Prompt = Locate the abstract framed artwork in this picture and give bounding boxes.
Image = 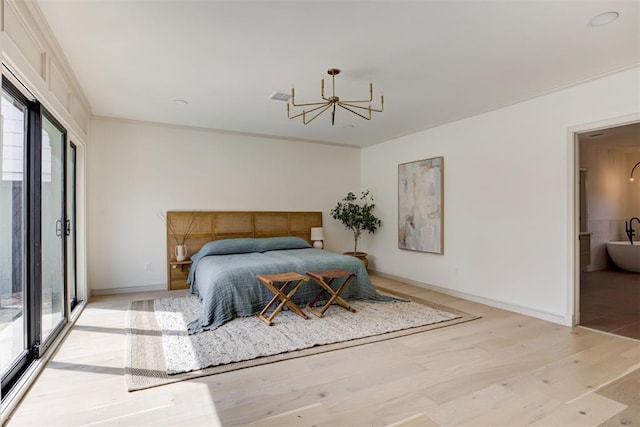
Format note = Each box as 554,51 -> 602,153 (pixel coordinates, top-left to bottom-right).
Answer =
398,156 -> 444,254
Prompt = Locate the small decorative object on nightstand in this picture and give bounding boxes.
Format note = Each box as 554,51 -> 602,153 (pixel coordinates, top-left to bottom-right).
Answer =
175,244 -> 188,261
161,212 -> 197,262
311,227 -> 324,249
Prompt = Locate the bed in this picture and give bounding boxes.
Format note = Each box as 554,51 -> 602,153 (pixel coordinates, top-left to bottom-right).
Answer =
165,211 -> 325,290
165,211 -> 395,334
185,236 -> 394,334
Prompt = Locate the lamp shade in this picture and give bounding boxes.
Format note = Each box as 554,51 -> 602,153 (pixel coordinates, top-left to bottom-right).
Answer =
310,227 -> 324,241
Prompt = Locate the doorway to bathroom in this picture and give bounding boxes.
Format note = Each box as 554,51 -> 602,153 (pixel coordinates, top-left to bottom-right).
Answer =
576,122 -> 640,340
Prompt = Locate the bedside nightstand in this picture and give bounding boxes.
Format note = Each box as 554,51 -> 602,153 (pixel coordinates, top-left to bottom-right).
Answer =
168,260 -> 192,290
169,260 -> 192,270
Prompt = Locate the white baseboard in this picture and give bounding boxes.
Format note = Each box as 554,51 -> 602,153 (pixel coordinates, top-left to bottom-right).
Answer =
90,283 -> 168,296
370,269 -> 571,326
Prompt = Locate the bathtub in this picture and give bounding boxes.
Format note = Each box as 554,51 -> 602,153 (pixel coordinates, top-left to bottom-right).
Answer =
606,241 -> 640,273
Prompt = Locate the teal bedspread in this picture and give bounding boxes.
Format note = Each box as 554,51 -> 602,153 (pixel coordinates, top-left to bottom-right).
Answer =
186,245 -> 394,334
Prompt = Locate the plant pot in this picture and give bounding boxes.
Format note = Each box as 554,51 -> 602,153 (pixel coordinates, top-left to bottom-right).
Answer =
343,251 -> 368,269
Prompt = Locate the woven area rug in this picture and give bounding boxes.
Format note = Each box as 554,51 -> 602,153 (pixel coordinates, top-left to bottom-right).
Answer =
125,287 -> 479,391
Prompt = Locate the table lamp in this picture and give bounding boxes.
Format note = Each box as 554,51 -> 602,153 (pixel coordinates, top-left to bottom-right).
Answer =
310,227 -> 324,249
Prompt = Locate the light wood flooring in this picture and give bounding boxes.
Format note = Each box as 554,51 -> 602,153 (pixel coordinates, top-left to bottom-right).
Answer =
5,275 -> 640,426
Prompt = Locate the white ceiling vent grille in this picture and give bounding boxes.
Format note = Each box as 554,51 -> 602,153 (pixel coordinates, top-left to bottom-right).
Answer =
269,91 -> 291,102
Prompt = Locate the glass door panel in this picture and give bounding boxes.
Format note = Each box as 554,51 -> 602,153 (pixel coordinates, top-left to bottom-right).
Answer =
40,115 -> 65,340
0,91 -> 27,379
68,143 -> 77,310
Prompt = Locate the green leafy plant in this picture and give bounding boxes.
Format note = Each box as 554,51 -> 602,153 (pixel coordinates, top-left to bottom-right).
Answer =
330,190 -> 382,254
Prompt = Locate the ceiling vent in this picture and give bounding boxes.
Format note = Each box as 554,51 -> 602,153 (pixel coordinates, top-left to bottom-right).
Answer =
269,91 -> 291,102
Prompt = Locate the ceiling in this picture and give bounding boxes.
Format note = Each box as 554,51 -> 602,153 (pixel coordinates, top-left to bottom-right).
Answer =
36,1 -> 639,148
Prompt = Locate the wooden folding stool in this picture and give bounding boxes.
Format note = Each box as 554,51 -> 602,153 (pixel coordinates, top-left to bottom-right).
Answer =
305,269 -> 357,317
256,272 -> 309,326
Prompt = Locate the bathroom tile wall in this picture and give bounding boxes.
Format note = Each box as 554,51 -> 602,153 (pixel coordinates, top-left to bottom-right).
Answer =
587,219 -> 626,270
580,141 -> 639,272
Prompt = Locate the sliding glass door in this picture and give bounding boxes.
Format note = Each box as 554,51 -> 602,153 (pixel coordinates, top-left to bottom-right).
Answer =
1,77 -> 74,398
41,114 -> 66,342
0,89 -> 28,385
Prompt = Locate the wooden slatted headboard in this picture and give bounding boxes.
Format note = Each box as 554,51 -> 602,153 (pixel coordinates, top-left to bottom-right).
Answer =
166,211 -> 322,290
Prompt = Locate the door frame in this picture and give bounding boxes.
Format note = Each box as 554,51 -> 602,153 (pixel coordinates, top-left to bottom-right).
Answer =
569,113 -> 640,326
68,141 -> 78,312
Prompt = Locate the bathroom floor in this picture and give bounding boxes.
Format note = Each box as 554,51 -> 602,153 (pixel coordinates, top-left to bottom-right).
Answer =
580,269 -> 640,340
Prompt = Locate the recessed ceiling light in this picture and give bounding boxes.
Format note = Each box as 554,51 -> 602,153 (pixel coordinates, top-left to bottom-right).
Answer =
589,11 -> 619,27
173,99 -> 189,106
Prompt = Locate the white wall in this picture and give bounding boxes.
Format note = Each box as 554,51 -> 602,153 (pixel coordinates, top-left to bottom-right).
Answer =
361,67 -> 640,325
1,0 -> 92,304
88,118 -> 361,292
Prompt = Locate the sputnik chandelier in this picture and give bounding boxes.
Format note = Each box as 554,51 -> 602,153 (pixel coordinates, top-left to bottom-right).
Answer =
287,68 -> 384,125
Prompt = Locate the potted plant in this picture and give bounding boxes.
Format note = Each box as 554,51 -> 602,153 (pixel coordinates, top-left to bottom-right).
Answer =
160,212 -> 197,261
330,190 -> 381,268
